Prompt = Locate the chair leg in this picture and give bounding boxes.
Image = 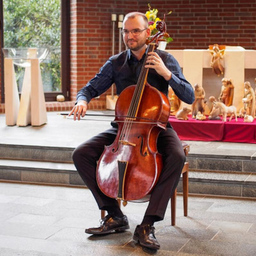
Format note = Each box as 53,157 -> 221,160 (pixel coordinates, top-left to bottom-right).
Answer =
171,161 -> 189,225
117,198 -> 121,207
171,189 -> 177,226
100,199 -> 122,219
183,165 -> 189,217
101,210 -> 105,219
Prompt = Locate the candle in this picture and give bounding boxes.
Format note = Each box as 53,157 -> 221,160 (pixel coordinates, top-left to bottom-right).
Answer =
119,14 -> 124,21
111,14 -> 117,21
118,21 -> 123,29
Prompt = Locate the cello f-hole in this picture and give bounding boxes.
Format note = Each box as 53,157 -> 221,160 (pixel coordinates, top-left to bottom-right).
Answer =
138,135 -> 148,157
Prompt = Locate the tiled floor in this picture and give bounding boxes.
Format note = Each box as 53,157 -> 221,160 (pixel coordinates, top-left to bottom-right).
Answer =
0,182 -> 256,256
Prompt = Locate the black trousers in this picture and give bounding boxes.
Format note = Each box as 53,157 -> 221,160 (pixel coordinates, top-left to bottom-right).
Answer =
72,125 -> 185,221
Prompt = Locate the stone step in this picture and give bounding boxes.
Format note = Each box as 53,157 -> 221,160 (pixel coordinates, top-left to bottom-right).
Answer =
0,159 -> 256,199
179,170 -> 256,199
187,154 -> 256,173
0,143 -> 74,163
0,159 -> 83,187
1,143 -> 256,174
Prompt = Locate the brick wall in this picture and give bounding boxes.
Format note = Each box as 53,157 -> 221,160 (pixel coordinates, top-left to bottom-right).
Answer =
70,0 -> 256,110
1,0 -> 256,112
70,0 -> 141,109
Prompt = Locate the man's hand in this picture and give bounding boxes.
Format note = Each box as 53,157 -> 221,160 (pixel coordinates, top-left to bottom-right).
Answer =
145,52 -> 172,81
69,100 -> 88,120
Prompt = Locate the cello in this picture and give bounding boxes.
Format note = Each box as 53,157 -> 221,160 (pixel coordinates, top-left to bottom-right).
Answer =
96,20 -> 170,203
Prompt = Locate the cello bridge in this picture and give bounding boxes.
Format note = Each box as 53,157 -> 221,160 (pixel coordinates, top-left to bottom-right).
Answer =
119,140 -> 136,147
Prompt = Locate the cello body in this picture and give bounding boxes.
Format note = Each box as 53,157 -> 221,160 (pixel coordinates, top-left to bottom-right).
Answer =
96,81 -> 170,201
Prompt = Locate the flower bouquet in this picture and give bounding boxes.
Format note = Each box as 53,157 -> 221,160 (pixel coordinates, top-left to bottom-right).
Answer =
145,4 -> 173,46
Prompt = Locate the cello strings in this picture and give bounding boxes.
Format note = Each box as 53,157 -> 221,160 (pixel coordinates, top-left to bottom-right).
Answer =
121,44 -> 155,142
122,62 -> 147,141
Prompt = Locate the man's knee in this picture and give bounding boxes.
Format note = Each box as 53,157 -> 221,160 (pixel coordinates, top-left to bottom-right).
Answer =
72,144 -> 88,164
167,145 -> 186,166
72,147 -> 79,163
178,150 -> 186,166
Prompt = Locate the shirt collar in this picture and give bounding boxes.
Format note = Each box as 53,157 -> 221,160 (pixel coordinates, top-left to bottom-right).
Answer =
127,49 -> 147,62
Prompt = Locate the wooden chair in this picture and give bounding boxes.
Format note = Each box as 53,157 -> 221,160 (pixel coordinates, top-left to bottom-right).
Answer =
101,142 -> 190,226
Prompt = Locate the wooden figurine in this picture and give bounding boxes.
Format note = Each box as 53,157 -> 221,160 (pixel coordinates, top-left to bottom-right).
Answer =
195,111 -> 206,120
209,101 -> 237,122
244,115 -> 254,123
168,88 -> 181,114
241,81 -> 255,118
218,78 -> 234,106
209,44 -> 225,76
175,107 -> 191,120
191,84 -> 205,118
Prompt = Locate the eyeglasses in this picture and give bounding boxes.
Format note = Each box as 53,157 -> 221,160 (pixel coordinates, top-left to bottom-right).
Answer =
121,28 -> 147,36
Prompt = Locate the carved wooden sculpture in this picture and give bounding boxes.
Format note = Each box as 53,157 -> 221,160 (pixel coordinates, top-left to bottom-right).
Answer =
218,78 -> 234,106
241,81 -> 255,118
191,84 -> 205,118
209,44 -> 225,76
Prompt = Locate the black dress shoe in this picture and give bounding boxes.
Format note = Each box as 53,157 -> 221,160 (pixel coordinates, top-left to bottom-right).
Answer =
133,224 -> 160,250
85,215 -> 129,235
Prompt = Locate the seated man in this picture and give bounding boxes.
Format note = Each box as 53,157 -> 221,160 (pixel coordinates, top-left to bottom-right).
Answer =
69,12 -> 194,251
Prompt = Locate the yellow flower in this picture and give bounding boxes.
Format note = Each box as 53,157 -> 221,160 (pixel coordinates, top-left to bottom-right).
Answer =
154,17 -> 161,24
145,11 -> 151,20
145,4 -> 173,44
146,8 -> 158,23
149,24 -> 155,31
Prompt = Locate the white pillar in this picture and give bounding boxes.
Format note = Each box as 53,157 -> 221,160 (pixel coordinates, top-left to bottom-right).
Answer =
30,58 -> 47,126
16,65 -> 32,126
4,58 -> 20,126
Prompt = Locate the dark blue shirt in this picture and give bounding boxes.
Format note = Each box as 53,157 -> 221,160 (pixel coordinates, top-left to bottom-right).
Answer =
77,48 -> 195,104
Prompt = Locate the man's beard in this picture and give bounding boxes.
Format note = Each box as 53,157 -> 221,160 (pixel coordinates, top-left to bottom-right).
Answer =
126,39 -> 145,51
